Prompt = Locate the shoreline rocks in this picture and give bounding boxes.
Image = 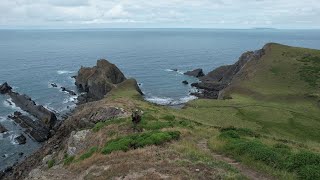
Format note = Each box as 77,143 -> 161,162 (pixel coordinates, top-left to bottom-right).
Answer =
182,80 -> 189,85
184,69 -> 205,78
0,123 -> 8,133
14,134 -> 27,145
8,111 -> 51,142
0,82 -> 58,143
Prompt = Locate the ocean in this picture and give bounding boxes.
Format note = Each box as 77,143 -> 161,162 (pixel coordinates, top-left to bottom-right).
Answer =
0,28 -> 320,170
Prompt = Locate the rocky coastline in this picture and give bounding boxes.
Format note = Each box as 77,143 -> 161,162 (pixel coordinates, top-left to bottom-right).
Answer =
1,47 -> 268,179
0,59 -> 143,179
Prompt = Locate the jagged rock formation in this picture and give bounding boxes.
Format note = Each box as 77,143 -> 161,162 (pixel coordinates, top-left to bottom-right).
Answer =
191,46 -> 266,99
0,82 -> 57,142
184,68 -> 205,78
8,112 -> 50,142
14,134 -> 27,145
75,59 -> 127,103
0,123 -> 8,133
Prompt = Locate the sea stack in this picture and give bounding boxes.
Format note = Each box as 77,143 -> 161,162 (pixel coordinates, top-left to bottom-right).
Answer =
75,59 -> 127,103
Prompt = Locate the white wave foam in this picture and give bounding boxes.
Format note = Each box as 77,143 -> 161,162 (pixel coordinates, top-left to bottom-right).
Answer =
0,116 -> 6,122
9,134 -> 20,145
165,69 -> 184,75
3,98 -> 21,111
145,97 -> 173,105
63,95 -> 78,104
172,95 -> 197,105
57,70 -> 74,75
145,95 -> 197,106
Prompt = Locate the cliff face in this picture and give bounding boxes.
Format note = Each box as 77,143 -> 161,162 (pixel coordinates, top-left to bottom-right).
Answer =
191,45 -> 266,99
75,59 -> 127,103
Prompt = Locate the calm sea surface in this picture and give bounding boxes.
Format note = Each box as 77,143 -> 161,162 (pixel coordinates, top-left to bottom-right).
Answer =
0,28 -> 320,170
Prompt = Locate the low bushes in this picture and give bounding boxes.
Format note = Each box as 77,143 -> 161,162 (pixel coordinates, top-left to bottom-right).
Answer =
102,131 -> 180,154
219,129 -> 320,179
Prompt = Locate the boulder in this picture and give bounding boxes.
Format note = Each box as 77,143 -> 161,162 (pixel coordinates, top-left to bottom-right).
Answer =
182,80 -> 189,85
88,107 -> 126,124
0,123 -> 8,133
0,82 -> 12,94
75,59 -> 126,102
15,134 -> 27,145
50,83 -> 58,88
184,69 -> 205,78
61,87 -> 76,96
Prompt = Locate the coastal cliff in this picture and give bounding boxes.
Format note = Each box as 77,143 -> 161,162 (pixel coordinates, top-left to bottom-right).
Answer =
2,44 -> 320,180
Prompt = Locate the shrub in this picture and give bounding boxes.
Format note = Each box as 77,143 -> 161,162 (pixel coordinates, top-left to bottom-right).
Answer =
101,136 -> 133,154
102,131 -> 180,154
287,151 -> 320,171
64,155 -> 75,165
79,146 -> 98,161
297,165 -> 320,180
47,159 -> 55,168
219,130 -> 240,139
142,121 -> 174,130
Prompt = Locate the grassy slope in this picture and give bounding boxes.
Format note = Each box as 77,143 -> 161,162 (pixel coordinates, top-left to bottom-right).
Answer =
182,43 -> 320,147
55,44 -> 319,180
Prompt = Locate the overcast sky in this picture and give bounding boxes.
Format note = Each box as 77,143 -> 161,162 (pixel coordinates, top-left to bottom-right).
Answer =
0,0 -> 319,29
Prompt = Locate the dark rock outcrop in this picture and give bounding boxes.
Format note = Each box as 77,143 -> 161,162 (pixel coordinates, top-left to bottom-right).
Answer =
0,82 -> 57,143
75,59 -> 127,103
182,80 -> 189,85
0,123 -> 8,133
50,83 -> 58,88
8,92 -> 57,129
184,69 -> 205,78
192,48 -> 265,99
15,134 -> 27,145
61,87 -> 76,96
0,82 -> 12,94
8,112 -> 51,142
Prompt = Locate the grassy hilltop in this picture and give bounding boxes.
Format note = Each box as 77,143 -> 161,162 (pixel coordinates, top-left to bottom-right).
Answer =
13,44 -> 320,180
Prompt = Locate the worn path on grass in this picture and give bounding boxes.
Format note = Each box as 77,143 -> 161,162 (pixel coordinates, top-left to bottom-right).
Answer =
197,139 -> 273,180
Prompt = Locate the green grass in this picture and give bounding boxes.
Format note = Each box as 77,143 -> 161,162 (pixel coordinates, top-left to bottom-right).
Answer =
47,159 -> 55,168
298,55 -> 320,87
215,129 -> 320,179
64,155 -> 75,166
101,131 -> 180,154
78,146 -> 98,161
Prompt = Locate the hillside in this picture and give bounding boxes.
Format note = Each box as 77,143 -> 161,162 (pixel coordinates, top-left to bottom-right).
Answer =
2,43 -> 320,180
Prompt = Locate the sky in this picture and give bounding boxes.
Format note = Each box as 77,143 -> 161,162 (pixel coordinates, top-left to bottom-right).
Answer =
0,0 -> 319,29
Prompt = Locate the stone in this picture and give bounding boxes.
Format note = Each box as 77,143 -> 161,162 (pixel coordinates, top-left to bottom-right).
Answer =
184,69 -> 205,78
67,130 -> 91,156
0,123 -> 8,133
182,80 -> 189,85
50,83 -> 58,88
61,87 -> 76,96
15,134 -> 27,145
0,82 -> 12,94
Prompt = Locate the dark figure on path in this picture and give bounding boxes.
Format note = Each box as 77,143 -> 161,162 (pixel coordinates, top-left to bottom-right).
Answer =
132,109 -> 142,125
